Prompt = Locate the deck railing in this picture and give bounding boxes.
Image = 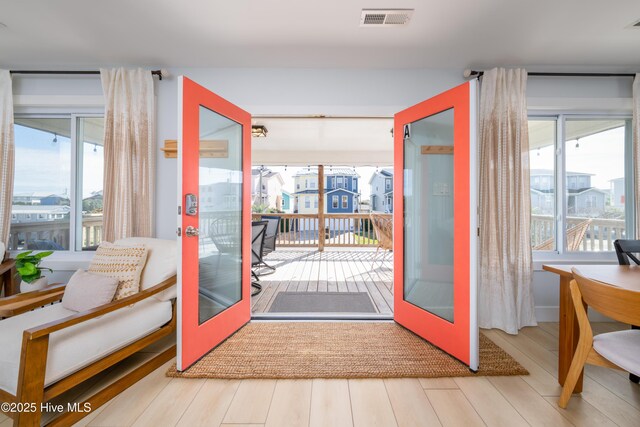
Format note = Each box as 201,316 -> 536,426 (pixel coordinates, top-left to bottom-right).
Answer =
531,214 -> 626,252
9,215 -> 103,251
252,213 -> 390,248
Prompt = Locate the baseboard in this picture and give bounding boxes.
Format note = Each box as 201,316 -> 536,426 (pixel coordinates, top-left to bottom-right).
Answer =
535,306 -> 615,323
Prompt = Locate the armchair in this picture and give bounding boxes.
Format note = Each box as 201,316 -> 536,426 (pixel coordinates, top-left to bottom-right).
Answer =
0,238 -> 177,427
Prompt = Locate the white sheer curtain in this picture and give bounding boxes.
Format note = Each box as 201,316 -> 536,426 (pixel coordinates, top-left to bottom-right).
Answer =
101,68 -> 155,242
0,71 -> 14,247
478,68 -> 537,334
633,74 -> 640,238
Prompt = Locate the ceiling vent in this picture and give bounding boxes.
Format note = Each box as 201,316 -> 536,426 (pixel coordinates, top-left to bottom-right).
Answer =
627,19 -> 640,28
360,9 -> 413,27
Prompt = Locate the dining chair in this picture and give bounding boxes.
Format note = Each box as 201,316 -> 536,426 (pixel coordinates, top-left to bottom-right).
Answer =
258,215 -> 281,272
558,268 -> 640,408
251,221 -> 268,296
613,238 -> 640,383
613,239 -> 640,265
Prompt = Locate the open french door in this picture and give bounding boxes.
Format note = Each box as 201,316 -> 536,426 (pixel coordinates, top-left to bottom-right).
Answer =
177,77 -> 252,371
393,81 -> 479,370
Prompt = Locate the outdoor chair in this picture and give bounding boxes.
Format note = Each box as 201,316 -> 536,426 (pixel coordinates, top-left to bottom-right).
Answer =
370,213 -> 393,267
534,219 -> 591,251
251,221 -> 268,296
558,268 -> 640,408
258,215 -> 281,272
613,238 -> 640,383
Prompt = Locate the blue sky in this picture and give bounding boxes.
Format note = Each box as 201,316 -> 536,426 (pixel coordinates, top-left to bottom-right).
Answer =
14,124 -> 103,199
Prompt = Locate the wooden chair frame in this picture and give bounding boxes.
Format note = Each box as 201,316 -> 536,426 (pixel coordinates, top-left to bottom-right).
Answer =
0,251 -> 17,297
558,269 -> 640,408
0,275 -> 177,426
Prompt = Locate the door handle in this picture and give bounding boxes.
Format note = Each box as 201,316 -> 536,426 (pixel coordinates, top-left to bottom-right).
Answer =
185,226 -> 199,237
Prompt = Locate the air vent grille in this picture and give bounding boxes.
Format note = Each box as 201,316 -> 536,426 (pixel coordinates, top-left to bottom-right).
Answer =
360,9 -> 413,27
628,19 -> 640,28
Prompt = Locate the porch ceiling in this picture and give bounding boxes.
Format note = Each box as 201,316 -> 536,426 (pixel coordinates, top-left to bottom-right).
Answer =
252,117 -> 393,166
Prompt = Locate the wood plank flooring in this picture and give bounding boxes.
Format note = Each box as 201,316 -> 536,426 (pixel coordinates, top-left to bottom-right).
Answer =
23,321 -> 634,427
251,249 -> 394,315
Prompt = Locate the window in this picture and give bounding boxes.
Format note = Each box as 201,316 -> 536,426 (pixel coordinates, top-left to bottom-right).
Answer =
305,179 -> 308,189
385,178 -> 391,190
337,177 -> 343,187
310,180 -> 316,189
305,197 -> 311,208
529,116 -> 633,253
342,195 -> 348,209
332,196 -> 338,209
10,116 -> 104,251
314,197 -> 318,208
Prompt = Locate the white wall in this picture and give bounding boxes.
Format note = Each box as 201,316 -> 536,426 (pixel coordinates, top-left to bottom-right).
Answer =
11,68 -> 635,321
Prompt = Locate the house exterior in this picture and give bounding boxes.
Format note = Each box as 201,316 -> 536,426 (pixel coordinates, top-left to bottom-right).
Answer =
530,169 -> 606,216
200,182 -> 242,212
281,190 -> 292,212
251,168 -> 285,211
610,177 -> 625,208
292,168 -> 360,214
369,169 -> 393,213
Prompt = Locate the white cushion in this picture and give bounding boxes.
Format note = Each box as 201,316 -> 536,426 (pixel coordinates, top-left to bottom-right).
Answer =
114,238 -> 177,301
62,269 -> 119,312
593,330 -> 640,377
0,242 -> 5,260
0,298 -> 172,395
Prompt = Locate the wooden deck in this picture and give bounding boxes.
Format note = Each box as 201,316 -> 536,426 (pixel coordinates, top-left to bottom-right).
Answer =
251,248 -> 394,315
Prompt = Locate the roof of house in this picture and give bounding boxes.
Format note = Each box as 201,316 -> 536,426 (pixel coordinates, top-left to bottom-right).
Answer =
368,168 -> 393,184
11,205 -> 71,214
530,168 -> 594,177
294,167 -> 359,178
326,188 -> 358,195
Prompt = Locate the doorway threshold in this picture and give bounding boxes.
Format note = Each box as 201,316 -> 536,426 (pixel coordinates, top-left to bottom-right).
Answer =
252,313 -> 394,321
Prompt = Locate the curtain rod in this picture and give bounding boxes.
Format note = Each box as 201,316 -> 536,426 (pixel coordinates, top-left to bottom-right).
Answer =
467,69 -> 635,78
9,69 -> 164,80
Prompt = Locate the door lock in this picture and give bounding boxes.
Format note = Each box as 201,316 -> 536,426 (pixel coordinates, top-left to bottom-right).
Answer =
185,226 -> 199,237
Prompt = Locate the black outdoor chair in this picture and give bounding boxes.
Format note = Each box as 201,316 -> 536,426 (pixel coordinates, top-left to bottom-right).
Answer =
251,221 -> 268,296
613,239 -> 640,384
257,215 -> 281,272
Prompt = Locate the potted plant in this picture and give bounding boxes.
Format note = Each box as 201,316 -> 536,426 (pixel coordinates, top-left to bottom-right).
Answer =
15,250 -> 54,293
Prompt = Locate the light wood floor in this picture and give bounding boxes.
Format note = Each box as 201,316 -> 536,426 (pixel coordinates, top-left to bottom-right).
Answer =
251,249 -> 394,315
3,322 -> 621,426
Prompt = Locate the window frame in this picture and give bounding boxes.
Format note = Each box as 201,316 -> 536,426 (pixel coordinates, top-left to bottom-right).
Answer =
342,195 -> 348,209
529,112 -> 635,262
12,113 -> 104,253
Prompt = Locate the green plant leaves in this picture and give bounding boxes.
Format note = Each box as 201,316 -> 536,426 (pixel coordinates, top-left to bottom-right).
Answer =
35,251 -> 54,259
15,250 -> 53,283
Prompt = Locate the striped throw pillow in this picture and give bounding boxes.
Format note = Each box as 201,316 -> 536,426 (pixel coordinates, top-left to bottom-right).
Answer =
89,242 -> 148,300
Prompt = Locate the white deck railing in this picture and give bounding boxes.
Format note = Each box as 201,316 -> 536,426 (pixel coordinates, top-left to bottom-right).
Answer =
531,214 -> 626,252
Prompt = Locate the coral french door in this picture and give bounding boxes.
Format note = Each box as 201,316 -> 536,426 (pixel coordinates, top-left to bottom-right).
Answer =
177,77 -> 251,371
394,81 -> 479,370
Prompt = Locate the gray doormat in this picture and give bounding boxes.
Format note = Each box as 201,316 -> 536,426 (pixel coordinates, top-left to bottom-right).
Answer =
269,292 -> 376,313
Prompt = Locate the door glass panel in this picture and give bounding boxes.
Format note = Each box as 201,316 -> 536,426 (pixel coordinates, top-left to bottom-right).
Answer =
403,108 -> 454,322
198,105 -> 243,324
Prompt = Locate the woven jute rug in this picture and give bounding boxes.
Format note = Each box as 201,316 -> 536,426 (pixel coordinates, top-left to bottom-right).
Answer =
167,322 -> 527,379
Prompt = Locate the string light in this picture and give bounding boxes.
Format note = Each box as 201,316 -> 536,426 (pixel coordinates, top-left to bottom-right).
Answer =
575,138 -> 580,149
93,144 -> 97,153
52,133 -> 57,144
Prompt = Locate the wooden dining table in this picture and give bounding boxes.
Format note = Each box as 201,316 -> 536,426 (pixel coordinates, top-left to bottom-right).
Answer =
542,264 -> 640,392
